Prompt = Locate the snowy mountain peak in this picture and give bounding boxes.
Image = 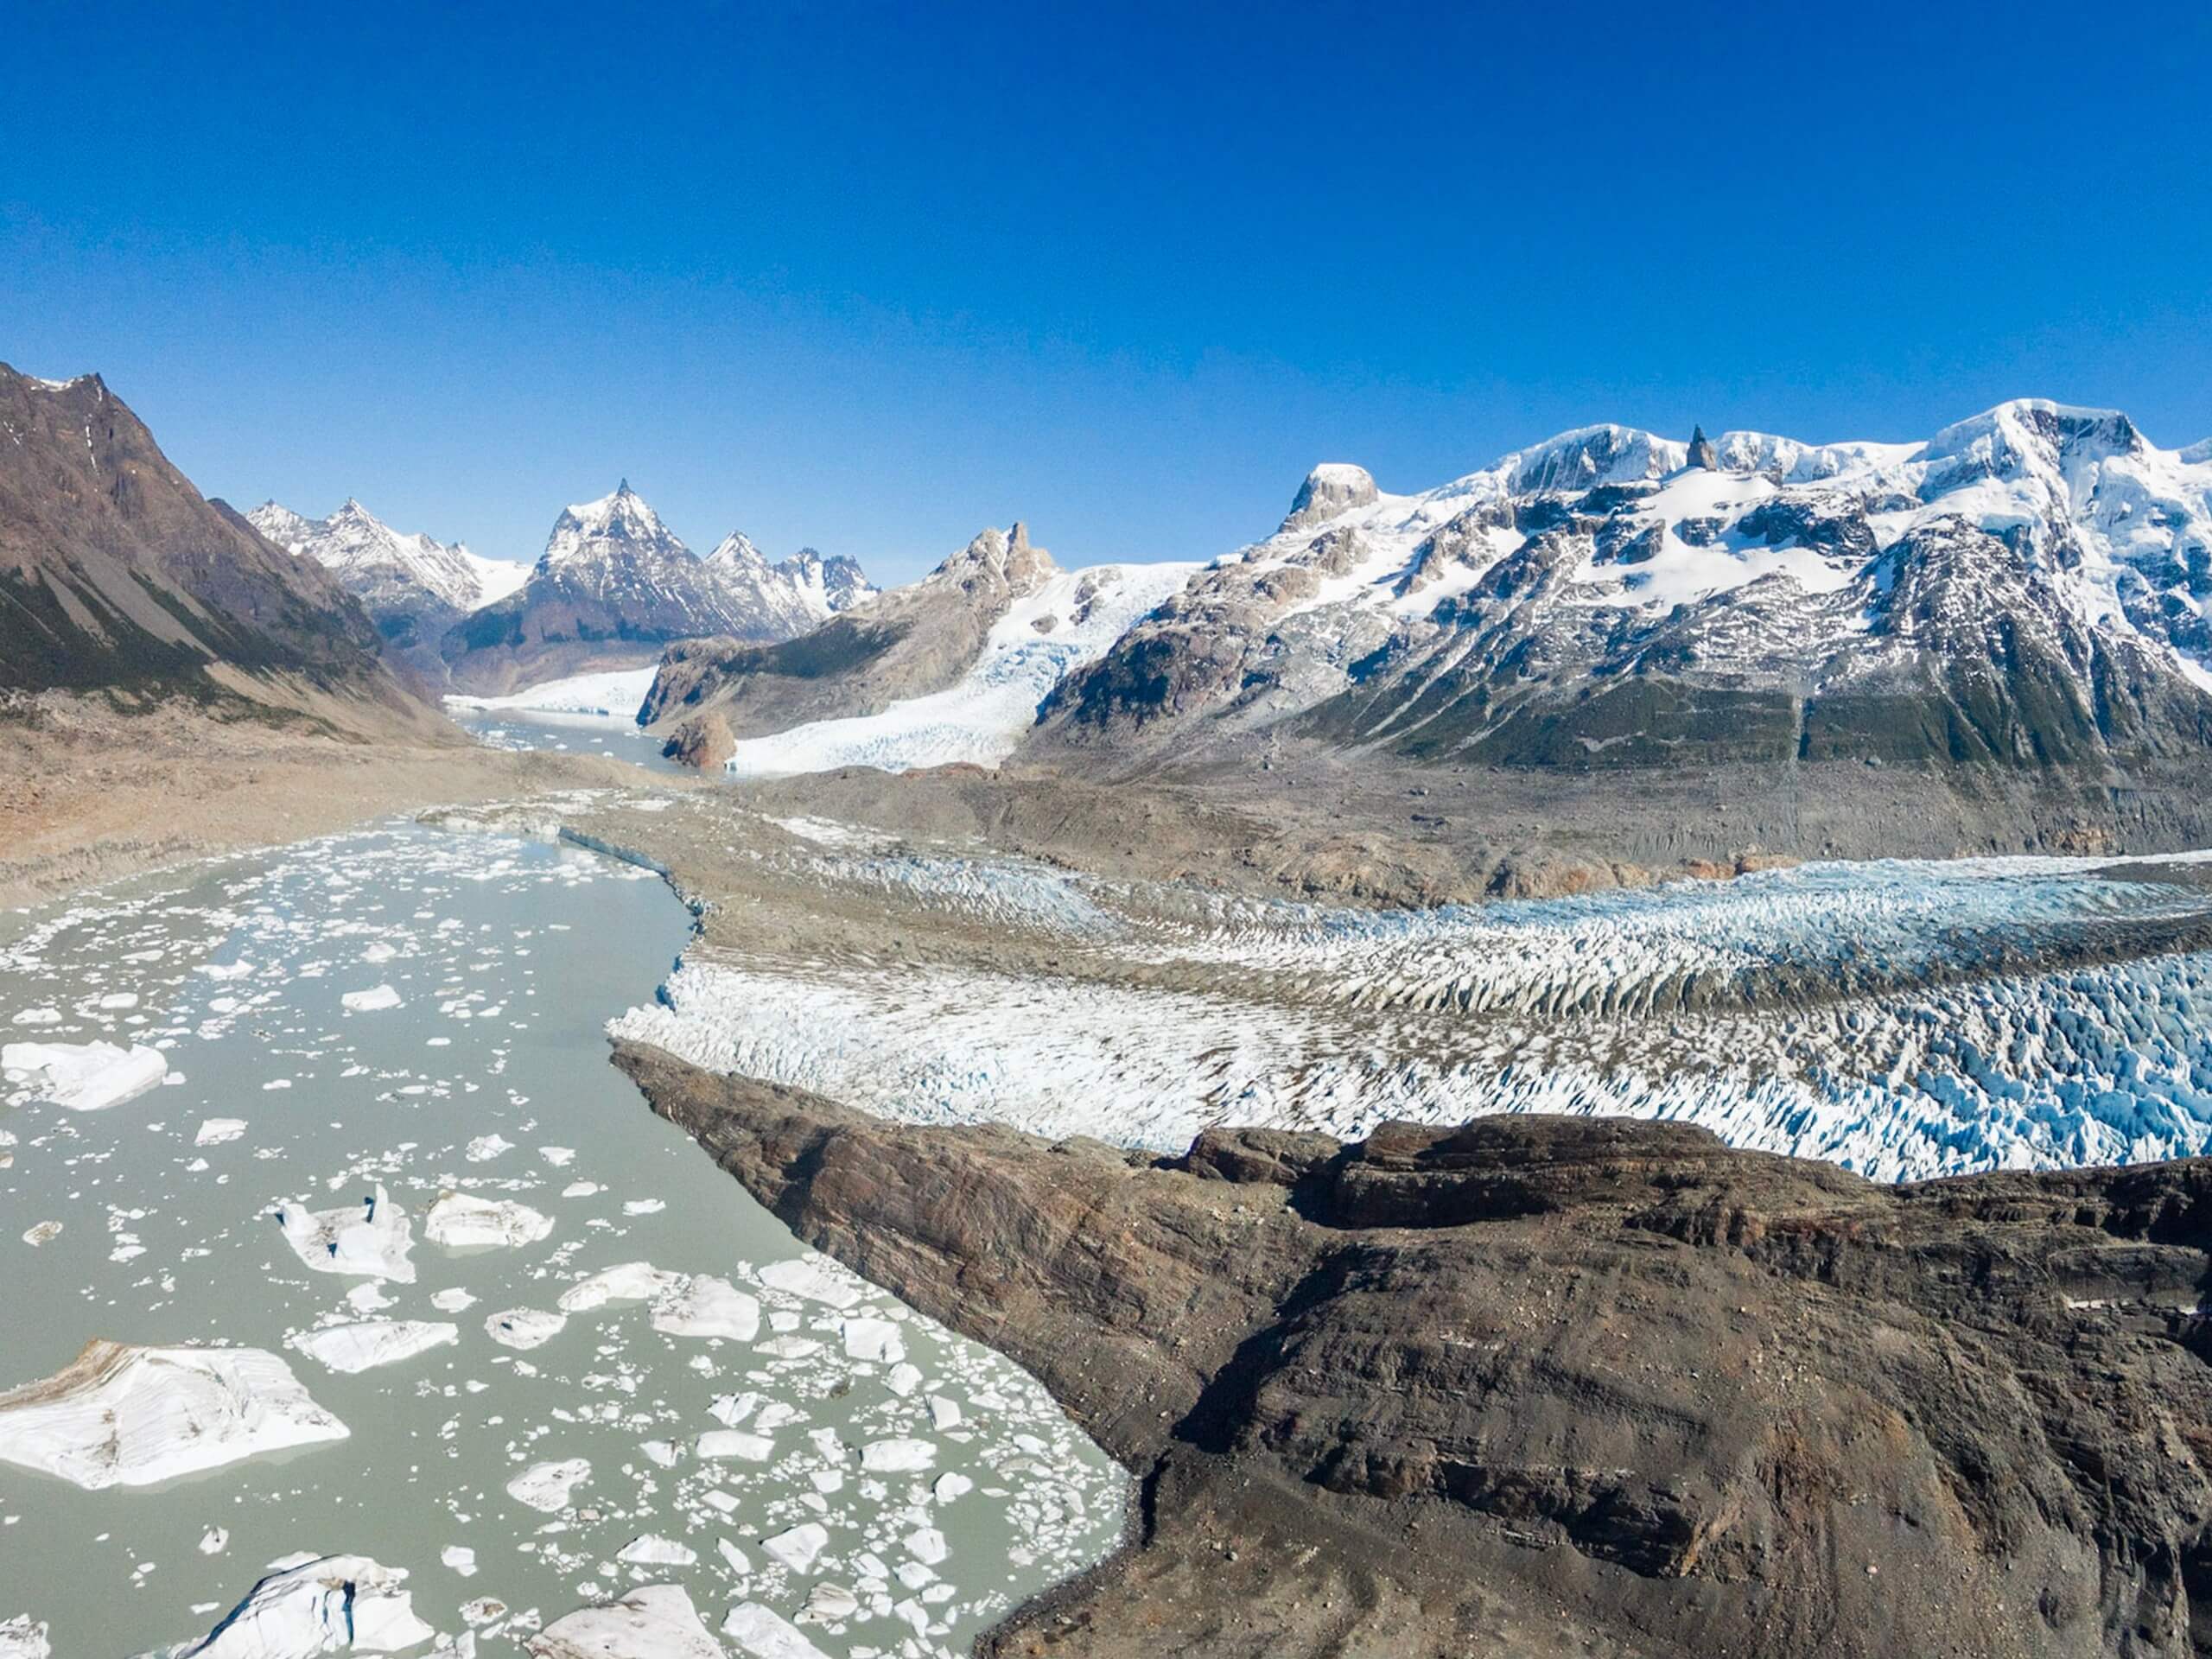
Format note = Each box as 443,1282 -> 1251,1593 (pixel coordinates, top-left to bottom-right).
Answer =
706,528 -> 766,568
1283,464 -> 1380,533
1686,426 -> 1719,472
247,499 -> 524,615
542,483 -> 689,569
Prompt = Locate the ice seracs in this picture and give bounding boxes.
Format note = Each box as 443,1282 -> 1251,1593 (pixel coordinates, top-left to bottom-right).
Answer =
137,1553 -> 434,1657
0,1340 -> 347,1490
2,1039 -> 167,1109
289,1320 -> 459,1375
271,1185 -> 417,1282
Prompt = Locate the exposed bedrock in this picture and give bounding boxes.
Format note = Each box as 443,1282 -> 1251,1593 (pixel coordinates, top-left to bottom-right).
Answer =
615,1043 -> 2212,1658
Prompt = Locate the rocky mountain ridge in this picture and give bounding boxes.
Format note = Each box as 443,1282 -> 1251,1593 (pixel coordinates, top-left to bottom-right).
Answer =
438,480 -> 875,693
0,364 -> 438,736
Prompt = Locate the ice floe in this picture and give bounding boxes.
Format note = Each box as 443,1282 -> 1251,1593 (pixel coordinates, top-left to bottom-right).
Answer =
0,1618 -> 48,1659
505,1456 -> 591,1512
340,985 -> 402,1013
649,1275 -> 760,1343
0,1341 -> 347,1490
194,1117 -> 248,1146
723,1600 -> 835,1659
271,1185 -> 417,1282
2,1039 -> 168,1109
525,1583 -> 721,1659
289,1320 -> 459,1374
137,1554 -> 434,1657
423,1192 -> 553,1250
558,1261 -> 681,1313
483,1306 -> 567,1350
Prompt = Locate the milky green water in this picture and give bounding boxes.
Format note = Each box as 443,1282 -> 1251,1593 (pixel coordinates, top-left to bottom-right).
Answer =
0,823 -> 1123,1656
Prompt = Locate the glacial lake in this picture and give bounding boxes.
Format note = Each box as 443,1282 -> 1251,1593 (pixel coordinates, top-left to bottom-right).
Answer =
0,821 -> 1124,1656
452,709 -> 690,777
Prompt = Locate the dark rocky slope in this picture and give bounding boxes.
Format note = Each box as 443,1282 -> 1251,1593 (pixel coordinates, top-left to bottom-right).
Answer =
0,365 -> 441,735
618,1043 -> 2212,1659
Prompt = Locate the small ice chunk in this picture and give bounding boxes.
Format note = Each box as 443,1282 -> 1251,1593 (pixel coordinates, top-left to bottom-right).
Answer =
429,1287 -> 477,1313
2,1041 -> 167,1110
931,1471 -> 973,1503
194,1118 -> 247,1147
198,1527 -> 229,1555
140,1554 -> 432,1658
361,941 -> 397,964
539,1147 -> 575,1167
695,1431 -> 773,1463
760,1522 -> 830,1573
558,1262 -> 680,1313
425,1192 -> 553,1250
650,1276 -> 760,1343
505,1456 -> 590,1513
526,1584 -> 722,1659
860,1438 -> 936,1473
484,1308 -> 566,1351
270,1185 -> 416,1282
20,1223 -> 60,1248
928,1395 -> 963,1430
442,1544 -> 478,1578
757,1256 -> 864,1309
561,1180 -> 601,1198
9,1007 -> 60,1027
463,1134 -> 513,1163
622,1198 -> 664,1216
340,984 -> 401,1013
902,1526 -> 947,1566
0,1341 -> 346,1490
640,1439 -> 681,1468
839,1318 -> 903,1364
884,1363 -> 923,1398
616,1535 -> 696,1567
290,1319 -> 458,1374
0,1618 -> 44,1659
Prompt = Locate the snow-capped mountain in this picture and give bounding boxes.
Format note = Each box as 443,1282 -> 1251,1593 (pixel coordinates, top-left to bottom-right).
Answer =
249,499 -> 526,613
438,481 -> 874,695
1035,400 -> 2212,779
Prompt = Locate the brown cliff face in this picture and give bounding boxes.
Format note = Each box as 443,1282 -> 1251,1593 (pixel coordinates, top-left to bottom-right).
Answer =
613,1044 -> 2212,1659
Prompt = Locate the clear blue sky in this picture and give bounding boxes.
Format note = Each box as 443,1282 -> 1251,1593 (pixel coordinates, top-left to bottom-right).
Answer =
6,2 -> 2209,582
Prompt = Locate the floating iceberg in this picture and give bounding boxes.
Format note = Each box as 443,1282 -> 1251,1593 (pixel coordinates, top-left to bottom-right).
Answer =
558,1262 -> 680,1313
289,1320 -> 458,1375
270,1185 -> 417,1282
423,1193 -> 552,1250
195,1118 -> 248,1147
760,1522 -> 830,1573
137,1553 -> 434,1657
757,1255 -> 865,1309
860,1438 -> 936,1473
839,1316 -> 903,1363
340,985 -> 401,1013
2,1040 -> 168,1110
483,1308 -> 566,1351
649,1275 -> 760,1342
505,1456 -> 590,1512
0,1340 -> 347,1490
526,1584 -> 721,1659
695,1430 -> 774,1463
0,1617 -> 48,1659
723,1601 -> 836,1659
614,1535 -> 696,1567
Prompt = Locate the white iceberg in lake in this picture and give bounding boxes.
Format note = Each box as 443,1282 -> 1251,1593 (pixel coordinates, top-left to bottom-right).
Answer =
195,1118 -> 248,1147
2,1040 -> 167,1110
289,1320 -> 458,1375
484,1308 -> 566,1351
0,1340 -> 347,1491
0,1616 -> 49,1659
757,1255 -> 865,1309
270,1185 -> 416,1282
340,985 -> 402,1013
505,1456 -> 590,1512
136,1553 -> 433,1657
423,1192 -> 552,1250
557,1261 -> 680,1313
839,1316 -> 903,1363
649,1275 -> 760,1342
614,1535 -> 696,1567
695,1429 -> 774,1463
526,1584 -> 721,1659
860,1437 -> 936,1473
724,1600 -> 836,1659
760,1522 -> 830,1573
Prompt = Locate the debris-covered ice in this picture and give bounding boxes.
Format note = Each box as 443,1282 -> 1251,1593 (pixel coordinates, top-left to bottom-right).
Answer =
423,1192 -> 553,1249
526,1583 -> 721,1659
505,1457 -> 592,1512
0,1341 -> 347,1490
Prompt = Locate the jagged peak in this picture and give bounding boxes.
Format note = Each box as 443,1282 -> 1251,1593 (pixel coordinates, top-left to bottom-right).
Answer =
1686,425 -> 1719,472
1282,464 -> 1380,534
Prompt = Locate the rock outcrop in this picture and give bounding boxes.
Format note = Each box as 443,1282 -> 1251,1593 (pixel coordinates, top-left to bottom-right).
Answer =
616,1043 -> 2212,1659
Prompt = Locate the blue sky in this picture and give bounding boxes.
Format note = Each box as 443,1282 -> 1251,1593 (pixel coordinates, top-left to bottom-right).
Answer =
5,1 -> 2209,582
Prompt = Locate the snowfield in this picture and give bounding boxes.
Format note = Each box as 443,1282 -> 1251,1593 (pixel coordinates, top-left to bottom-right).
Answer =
722,560 -> 1198,778
612,842 -> 2212,1182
